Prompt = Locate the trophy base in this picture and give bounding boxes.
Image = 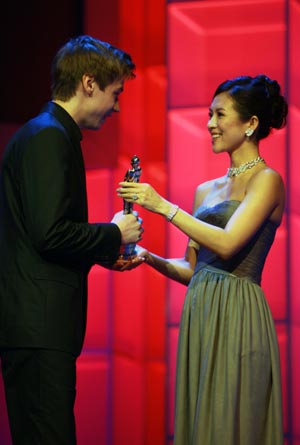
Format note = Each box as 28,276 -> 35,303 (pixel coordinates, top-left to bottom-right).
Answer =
118,243 -> 137,261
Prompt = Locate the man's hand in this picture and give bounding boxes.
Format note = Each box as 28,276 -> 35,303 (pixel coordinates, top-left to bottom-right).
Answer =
111,210 -> 143,245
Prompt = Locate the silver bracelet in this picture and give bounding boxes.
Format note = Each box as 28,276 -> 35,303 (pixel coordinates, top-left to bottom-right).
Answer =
166,204 -> 179,222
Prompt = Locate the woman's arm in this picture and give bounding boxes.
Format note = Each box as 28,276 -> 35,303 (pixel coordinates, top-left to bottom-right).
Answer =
113,182 -> 207,284
141,245 -> 197,285
117,168 -> 285,260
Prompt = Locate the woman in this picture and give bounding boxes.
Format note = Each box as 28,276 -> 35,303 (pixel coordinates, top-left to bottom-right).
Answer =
117,74 -> 288,445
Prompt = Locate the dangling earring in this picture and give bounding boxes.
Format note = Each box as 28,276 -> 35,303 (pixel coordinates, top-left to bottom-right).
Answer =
245,128 -> 254,137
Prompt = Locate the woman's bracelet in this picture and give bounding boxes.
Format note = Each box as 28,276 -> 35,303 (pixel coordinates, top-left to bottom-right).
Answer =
166,204 -> 179,222
144,253 -> 151,264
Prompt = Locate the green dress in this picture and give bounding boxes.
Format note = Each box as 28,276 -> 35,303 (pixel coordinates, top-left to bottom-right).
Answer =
174,200 -> 283,445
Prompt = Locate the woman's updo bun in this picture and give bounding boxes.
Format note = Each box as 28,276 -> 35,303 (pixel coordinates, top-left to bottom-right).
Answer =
213,74 -> 288,141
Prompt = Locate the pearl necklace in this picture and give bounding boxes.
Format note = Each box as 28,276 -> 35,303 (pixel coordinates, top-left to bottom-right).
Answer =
227,156 -> 265,178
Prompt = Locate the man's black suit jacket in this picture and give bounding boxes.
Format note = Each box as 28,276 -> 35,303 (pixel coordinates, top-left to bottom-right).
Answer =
0,102 -> 121,356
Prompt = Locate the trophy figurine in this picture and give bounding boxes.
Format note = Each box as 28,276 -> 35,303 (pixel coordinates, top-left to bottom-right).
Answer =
119,155 -> 142,260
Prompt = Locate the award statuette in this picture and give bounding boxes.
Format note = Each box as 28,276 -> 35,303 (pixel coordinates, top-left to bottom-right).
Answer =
119,155 -> 142,260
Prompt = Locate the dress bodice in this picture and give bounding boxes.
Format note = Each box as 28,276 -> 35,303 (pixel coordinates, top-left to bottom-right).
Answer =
193,200 -> 278,285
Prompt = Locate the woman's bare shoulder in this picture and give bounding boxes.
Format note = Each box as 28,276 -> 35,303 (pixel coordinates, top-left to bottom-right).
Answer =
194,175 -> 227,207
247,165 -> 285,193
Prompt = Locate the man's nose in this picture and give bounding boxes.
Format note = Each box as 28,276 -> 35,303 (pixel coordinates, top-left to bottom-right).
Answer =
113,101 -> 120,112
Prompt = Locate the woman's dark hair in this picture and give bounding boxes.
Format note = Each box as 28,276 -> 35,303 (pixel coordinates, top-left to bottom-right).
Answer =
213,74 -> 288,141
51,35 -> 136,101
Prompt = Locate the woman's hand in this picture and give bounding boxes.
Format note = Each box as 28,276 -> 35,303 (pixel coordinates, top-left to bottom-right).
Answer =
110,245 -> 150,271
117,182 -> 170,215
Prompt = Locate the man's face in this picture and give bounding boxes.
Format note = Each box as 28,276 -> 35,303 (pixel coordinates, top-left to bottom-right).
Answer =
83,79 -> 124,130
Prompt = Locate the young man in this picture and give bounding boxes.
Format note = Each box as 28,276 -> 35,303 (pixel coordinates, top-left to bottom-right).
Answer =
0,35 -> 142,445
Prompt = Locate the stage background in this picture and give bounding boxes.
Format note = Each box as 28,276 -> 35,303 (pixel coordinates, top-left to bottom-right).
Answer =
0,0 -> 299,444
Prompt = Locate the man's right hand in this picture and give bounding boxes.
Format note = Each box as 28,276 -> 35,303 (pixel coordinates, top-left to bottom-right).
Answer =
111,210 -> 143,245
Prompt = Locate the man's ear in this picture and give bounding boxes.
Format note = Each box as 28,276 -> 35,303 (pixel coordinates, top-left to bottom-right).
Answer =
82,74 -> 95,96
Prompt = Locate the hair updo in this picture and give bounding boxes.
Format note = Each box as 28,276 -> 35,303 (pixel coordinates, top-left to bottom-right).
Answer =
213,74 -> 288,141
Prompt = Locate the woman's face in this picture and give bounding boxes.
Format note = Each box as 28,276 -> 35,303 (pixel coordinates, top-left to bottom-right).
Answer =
207,92 -> 249,154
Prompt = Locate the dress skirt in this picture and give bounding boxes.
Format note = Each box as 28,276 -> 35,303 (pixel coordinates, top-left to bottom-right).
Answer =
174,265 -> 283,445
